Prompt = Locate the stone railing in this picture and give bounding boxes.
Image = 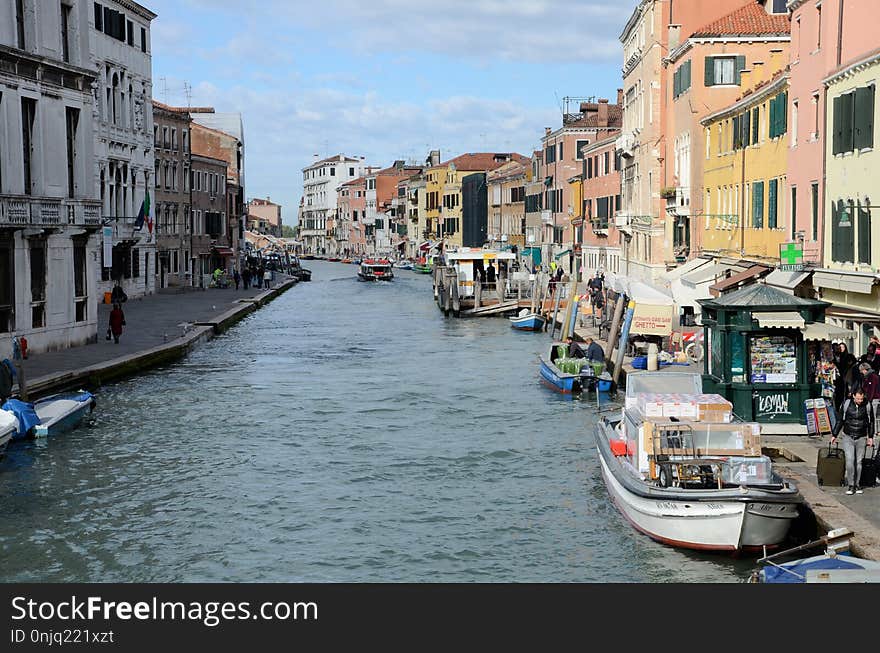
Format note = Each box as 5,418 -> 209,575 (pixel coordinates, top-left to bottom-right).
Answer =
0,195 -> 103,228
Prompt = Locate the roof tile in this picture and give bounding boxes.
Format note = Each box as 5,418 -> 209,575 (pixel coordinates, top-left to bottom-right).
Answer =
692,1 -> 790,38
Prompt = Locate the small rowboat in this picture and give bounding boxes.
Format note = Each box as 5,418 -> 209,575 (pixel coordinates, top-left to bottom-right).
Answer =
2,390 -> 96,440
510,310 -> 545,331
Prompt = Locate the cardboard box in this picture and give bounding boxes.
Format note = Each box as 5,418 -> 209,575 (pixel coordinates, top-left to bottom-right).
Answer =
694,394 -> 733,421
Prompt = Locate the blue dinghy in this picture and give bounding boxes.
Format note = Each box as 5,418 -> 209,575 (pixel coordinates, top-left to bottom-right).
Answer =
2,390 -> 95,440
510,310 -> 546,332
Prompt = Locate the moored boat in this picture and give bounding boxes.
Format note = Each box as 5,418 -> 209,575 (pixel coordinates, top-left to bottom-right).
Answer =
2,390 -> 96,440
0,410 -> 15,458
412,259 -> 432,274
751,528 -> 880,583
358,259 -> 394,281
510,309 -> 545,332
539,343 -> 600,394
394,260 -> 414,270
341,258 -> 352,264
328,257 -> 341,262
596,372 -> 802,552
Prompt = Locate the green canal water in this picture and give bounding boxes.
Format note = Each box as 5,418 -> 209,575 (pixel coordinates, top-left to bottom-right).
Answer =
0,261 -> 762,582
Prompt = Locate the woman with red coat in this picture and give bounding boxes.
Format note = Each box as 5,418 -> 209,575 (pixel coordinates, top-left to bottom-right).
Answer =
108,303 -> 125,344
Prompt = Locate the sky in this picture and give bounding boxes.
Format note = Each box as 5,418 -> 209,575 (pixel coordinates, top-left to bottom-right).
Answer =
147,0 -> 631,223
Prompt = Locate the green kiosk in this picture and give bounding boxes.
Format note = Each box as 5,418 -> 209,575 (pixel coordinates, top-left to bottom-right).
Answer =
698,284 -> 832,425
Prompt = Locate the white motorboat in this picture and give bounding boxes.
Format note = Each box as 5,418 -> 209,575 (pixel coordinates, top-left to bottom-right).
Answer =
3,390 -> 96,440
596,372 -> 802,552
0,410 -> 15,458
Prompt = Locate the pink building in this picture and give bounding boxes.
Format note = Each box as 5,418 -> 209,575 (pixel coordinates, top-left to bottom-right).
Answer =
787,0 -> 876,265
581,136 -> 623,276
339,177 -> 367,255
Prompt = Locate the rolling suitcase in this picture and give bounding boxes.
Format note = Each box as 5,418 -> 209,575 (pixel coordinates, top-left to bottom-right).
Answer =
861,444 -> 878,488
817,443 -> 846,487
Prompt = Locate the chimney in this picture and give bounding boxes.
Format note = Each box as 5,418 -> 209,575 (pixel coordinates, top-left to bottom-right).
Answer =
617,88 -> 624,106
668,24 -> 681,51
545,127 -> 552,136
739,68 -> 752,90
752,60 -> 765,85
598,99 -> 609,127
769,49 -> 783,73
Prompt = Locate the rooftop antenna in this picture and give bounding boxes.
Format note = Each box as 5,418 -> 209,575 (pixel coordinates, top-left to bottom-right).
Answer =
183,81 -> 192,109
159,76 -> 168,104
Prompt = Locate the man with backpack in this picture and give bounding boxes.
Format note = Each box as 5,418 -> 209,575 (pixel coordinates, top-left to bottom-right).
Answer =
832,389 -> 875,495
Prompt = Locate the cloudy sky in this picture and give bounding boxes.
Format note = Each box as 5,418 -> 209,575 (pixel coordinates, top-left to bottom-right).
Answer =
148,0 -> 630,222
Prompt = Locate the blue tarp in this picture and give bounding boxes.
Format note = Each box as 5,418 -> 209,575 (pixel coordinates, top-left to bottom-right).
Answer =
1,398 -> 41,437
762,556 -> 866,583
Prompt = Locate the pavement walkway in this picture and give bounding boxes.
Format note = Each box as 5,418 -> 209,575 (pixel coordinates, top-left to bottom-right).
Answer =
14,274 -> 295,392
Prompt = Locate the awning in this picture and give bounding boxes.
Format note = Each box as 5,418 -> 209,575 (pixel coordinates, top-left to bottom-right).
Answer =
765,268 -> 811,292
522,247 -> 542,266
825,306 -> 880,321
812,269 -> 879,294
212,246 -> 235,257
554,249 -> 571,260
708,265 -> 770,295
753,311 -> 805,329
661,256 -> 714,282
803,321 -> 858,341
681,263 -> 746,288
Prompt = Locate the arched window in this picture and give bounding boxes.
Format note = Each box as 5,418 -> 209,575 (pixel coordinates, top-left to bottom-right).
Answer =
112,73 -> 119,125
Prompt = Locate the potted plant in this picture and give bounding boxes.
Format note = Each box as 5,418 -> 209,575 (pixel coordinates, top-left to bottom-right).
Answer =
660,186 -> 677,200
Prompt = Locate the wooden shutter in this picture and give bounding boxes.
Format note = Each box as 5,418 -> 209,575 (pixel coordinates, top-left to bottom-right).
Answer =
769,97 -> 777,138
780,92 -> 788,134
684,60 -> 691,92
768,179 -> 778,229
832,95 -> 843,154
743,111 -> 751,147
858,200 -> 872,264
705,57 -> 715,87
831,198 -> 840,261
673,69 -> 680,98
733,115 -> 741,149
753,181 -> 764,228
854,85 -> 875,150
752,106 -> 760,144
734,55 -> 746,85
841,91 -> 854,152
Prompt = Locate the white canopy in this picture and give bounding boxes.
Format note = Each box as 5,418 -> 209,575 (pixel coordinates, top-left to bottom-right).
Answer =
803,321 -> 858,341
753,311 -> 806,329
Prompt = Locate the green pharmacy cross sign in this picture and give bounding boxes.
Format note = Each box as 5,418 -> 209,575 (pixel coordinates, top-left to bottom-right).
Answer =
779,241 -> 804,271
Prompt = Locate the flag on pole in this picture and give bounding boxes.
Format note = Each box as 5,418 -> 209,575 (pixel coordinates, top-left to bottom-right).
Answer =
134,190 -> 151,232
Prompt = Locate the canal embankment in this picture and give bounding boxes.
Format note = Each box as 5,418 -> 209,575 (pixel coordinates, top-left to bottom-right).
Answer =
12,277 -> 298,400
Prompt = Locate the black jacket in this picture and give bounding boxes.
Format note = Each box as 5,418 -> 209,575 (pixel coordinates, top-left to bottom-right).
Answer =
833,398 -> 875,438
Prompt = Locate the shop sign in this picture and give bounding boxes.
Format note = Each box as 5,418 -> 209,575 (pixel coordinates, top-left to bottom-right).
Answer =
779,242 -> 803,272
631,303 -> 673,336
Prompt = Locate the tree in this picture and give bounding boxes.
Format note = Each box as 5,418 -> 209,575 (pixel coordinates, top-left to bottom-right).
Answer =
282,225 -> 297,238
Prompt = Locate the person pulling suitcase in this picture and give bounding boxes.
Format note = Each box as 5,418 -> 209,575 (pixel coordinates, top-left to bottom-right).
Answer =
831,389 -> 875,495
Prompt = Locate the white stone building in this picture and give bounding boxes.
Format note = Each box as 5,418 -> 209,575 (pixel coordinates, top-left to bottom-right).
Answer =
0,0 -> 103,355
300,154 -> 369,255
91,0 -> 156,299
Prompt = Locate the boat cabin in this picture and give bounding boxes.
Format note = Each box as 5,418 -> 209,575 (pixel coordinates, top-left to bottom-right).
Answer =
444,248 -> 516,299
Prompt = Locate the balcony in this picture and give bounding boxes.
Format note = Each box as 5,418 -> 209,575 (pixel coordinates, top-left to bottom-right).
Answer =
541,210 -> 553,225
591,218 -> 609,235
0,195 -> 101,229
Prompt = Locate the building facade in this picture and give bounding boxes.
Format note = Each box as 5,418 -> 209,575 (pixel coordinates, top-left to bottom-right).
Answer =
247,197 -> 281,237
190,153 -> 228,285
818,46 -> 880,351
0,0 -> 102,354
91,0 -> 156,300
580,136 -> 623,276
301,154 -> 369,255
486,159 -> 530,250
152,100 -> 191,288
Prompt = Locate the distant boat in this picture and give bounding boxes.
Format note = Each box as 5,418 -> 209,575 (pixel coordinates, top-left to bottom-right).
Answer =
509,309 -> 545,332
2,390 -> 96,440
301,254 -> 315,260
341,258 -> 352,264
358,259 -> 394,281
394,261 -> 414,270
328,257 -> 341,262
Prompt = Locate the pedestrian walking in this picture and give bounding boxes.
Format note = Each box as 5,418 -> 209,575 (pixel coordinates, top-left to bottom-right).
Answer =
263,268 -> 272,289
108,303 -> 126,345
834,342 -> 858,411
858,362 -> 880,424
233,268 -> 241,290
242,268 -> 251,289
110,282 -> 127,305
831,389 -> 875,494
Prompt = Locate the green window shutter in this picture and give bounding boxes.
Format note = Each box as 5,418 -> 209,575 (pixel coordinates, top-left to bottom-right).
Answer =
768,179 -> 778,229
684,60 -> 691,91
831,199 -> 840,262
854,85 -> 875,149
780,92 -> 788,135
841,91 -> 854,152
743,111 -> 751,146
753,181 -> 764,228
705,56 -> 715,87
832,95 -> 843,154
844,200 -> 855,262
734,55 -> 746,85
733,115 -> 741,149
769,97 -> 777,138
859,200 -> 872,264
752,106 -> 760,144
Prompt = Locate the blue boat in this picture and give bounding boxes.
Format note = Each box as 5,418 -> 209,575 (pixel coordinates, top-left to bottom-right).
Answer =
2,390 -> 95,440
539,343 -> 595,394
752,528 -> 880,583
510,310 -> 545,332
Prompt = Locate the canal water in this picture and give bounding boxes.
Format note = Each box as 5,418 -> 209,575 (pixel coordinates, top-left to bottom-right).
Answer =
0,261 -> 758,582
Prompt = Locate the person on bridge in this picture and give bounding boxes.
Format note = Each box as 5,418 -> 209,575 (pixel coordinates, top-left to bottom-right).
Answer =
832,388 -> 875,495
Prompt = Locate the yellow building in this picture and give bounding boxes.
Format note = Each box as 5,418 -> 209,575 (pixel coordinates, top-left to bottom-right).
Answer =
700,69 -> 790,268
815,50 -> 880,351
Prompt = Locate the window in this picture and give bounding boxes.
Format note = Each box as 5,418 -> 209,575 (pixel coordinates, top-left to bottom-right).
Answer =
790,186 -> 797,239
858,200 -> 872,264
0,237 -> 13,333
72,236 -> 87,322
330,168 -> 335,176
833,86 -> 874,154
182,129 -> 188,153
545,144 -> 556,164
61,3 -> 72,62
126,20 -> 134,46
154,159 -> 160,188
30,239 -> 47,330
816,5 -> 822,50
94,2 -> 103,31
752,180 -> 764,228
812,92 -> 820,139
21,98 -> 36,196
811,182 -> 819,240
673,59 -> 692,98
132,247 -> 139,278
140,27 -> 146,52
752,106 -> 760,144
768,179 -> 778,229
15,0 -> 25,50
575,140 -> 589,159
831,198 -> 854,263
171,128 -> 177,151
705,56 -> 744,86
558,142 -> 563,160
769,91 -> 789,139
771,0 -> 787,12
349,167 -> 355,176
65,107 -> 79,199
791,100 -> 798,146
